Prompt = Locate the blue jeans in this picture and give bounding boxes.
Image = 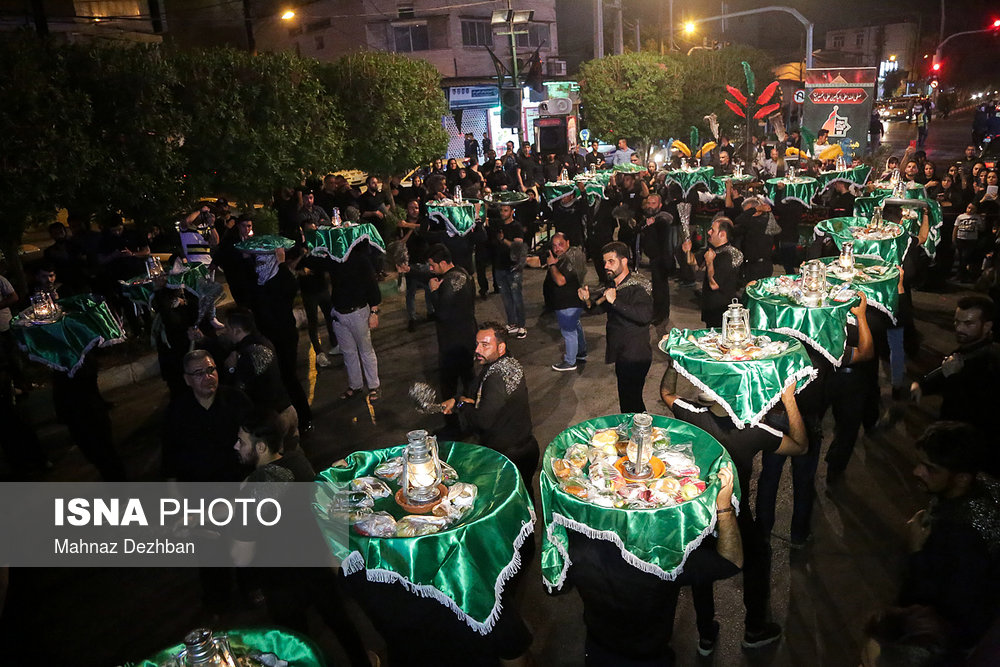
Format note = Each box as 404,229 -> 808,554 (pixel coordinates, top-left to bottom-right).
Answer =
888,326 -> 905,388
555,307 -> 587,364
405,275 -> 434,321
495,268 -> 525,328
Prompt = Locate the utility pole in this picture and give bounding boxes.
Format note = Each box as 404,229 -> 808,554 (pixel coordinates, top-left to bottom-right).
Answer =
634,20 -> 640,52
612,0 -> 623,55
242,0 -> 256,54
669,0 -> 675,50
594,0 -> 604,59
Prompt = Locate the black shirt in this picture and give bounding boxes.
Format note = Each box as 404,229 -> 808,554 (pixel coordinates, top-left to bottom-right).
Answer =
701,243 -> 744,317
670,398 -> 783,493
829,191 -> 856,218
639,211 -> 675,268
492,221 -> 526,270
460,355 -> 535,458
232,333 -> 292,413
602,272 -> 653,363
247,449 -> 316,483
543,246 -> 587,310
162,386 -> 253,481
430,266 -> 477,355
358,188 -> 390,215
253,265 -> 299,345
732,210 -> 773,264
541,159 -> 562,183
516,152 -> 540,188
919,339 -> 1000,435
325,247 -> 382,313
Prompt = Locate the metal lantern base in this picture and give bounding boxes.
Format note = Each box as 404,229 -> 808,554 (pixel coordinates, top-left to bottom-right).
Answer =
395,485 -> 448,514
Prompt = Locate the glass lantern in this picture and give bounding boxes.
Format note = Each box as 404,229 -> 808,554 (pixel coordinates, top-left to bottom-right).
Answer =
589,163 -> 597,176
560,167 -> 569,182
801,260 -> 828,305
721,300 -> 751,350
839,241 -> 855,272
625,413 -> 653,478
175,628 -> 238,666
30,290 -> 55,320
402,430 -> 442,505
733,162 -> 744,178
787,165 -> 796,180
871,206 -> 884,229
889,168 -> 900,186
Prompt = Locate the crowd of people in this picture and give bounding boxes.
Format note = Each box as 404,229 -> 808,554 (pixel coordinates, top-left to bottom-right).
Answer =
1,122 -> 1000,666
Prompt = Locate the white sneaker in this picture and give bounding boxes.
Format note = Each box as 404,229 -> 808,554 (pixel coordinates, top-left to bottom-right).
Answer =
506,325 -> 518,334
315,352 -> 331,368
327,345 -> 342,356
516,328 -> 527,339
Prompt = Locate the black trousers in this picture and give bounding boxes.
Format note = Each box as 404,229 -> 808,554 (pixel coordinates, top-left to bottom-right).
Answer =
301,287 -> 336,354
268,328 -> 312,427
743,259 -> 773,283
823,368 -> 869,474
615,358 -> 651,413
52,362 -> 126,481
649,261 -> 671,324
474,240 -> 494,294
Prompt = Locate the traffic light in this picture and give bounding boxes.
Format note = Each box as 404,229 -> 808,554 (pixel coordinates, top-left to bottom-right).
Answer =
993,19 -> 1000,28
500,88 -> 521,128
931,62 -> 941,72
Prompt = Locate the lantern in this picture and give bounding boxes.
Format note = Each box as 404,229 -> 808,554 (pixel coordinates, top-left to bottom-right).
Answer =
721,300 -> 751,350
30,291 -> 55,320
560,167 -> 569,182
733,162 -> 744,178
871,206 -> 884,229
787,165 -> 796,180
146,255 -> 164,278
175,628 -> 238,666
801,260 -> 828,306
838,241 -> 855,272
589,163 -> 597,176
402,430 -> 443,505
625,412 -> 653,478
889,168 -> 900,186
835,155 -> 847,172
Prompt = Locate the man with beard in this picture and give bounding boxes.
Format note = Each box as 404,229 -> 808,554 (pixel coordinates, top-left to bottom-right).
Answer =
912,295 -> 1000,440
441,322 -> 537,490
685,217 -> 743,327
899,422 -> 1000,650
578,242 -> 653,413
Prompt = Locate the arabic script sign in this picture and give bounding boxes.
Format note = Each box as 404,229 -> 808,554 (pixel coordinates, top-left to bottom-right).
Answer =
803,68 -> 877,158
809,88 -> 868,105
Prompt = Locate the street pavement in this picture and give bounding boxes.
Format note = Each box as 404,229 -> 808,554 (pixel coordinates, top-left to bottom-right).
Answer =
881,106 -> 976,164
2,237 -> 979,665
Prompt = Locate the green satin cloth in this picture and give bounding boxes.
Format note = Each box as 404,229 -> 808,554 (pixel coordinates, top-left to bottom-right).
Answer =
659,328 -> 816,428
664,166 -> 716,195
11,294 -> 125,377
425,202 -> 479,237
815,164 -> 872,190
136,627 -> 325,666
234,234 -> 296,254
315,441 -> 534,631
708,174 -> 752,197
745,276 -> 859,366
543,180 -> 606,206
765,176 -> 819,208
541,414 -> 740,590
817,256 -> 900,323
855,185 -> 943,258
304,223 -> 386,261
613,162 -> 645,173
815,216 -> 909,266
119,262 -> 210,305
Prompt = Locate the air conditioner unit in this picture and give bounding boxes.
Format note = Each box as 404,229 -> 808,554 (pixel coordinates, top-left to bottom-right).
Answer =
540,97 -> 572,115
546,58 -> 567,76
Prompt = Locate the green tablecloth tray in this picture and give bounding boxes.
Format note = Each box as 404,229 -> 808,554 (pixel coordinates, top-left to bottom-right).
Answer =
315,441 -> 534,634
135,627 -> 325,666
541,414 -> 738,590
119,262 -> 210,305
765,176 -> 819,208
663,166 -> 715,196
305,223 -> 385,261
425,202 -> 480,237
814,216 -> 909,266
11,294 -> 125,377
817,256 -> 900,323
659,328 -> 816,428
745,276 -> 860,366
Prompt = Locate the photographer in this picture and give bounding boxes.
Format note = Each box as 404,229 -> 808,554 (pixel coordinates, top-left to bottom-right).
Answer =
181,205 -> 221,266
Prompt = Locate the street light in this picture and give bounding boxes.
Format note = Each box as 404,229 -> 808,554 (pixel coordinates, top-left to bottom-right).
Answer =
280,10 -> 294,20
684,21 -> 695,34
684,6 -> 814,68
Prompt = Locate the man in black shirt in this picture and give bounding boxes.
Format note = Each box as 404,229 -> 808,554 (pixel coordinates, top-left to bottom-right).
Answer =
639,193 -> 676,325
662,376 -> 807,650
326,244 -> 383,401
732,196 -> 776,283
548,187 -> 588,248
585,140 -> 606,170
540,152 -> 562,183
163,350 -> 251,482
912,295 -> 1000,441
579,242 -> 653,412
562,142 -> 587,177
235,410 -> 314,482
442,322 -> 538,490
252,247 -> 311,432
826,181 -> 856,218
516,142 -> 540,193
214,215 -> 257,309
221,308 -> 299,452
544,233 -> 588,371
492,204 -> 527,338
773,192 -> 805,274
314,174 -> 358,220
687,217 -> 744,327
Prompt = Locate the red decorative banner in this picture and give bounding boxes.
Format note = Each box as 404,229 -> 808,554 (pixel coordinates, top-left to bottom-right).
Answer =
808,88 -> 868,105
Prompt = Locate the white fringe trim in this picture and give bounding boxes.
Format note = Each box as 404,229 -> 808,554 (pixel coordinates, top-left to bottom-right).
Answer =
664,176 -> 713,197
542,495 -> 742,592
342,518 -> 535,635
17,318 -> 126,378
310,231 -> 386,262
765,326 -> 844,367
428,210 -> 476,238
670,357 -> 817,430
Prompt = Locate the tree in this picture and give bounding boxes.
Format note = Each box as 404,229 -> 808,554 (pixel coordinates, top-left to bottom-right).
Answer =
0,34 -> 93,294
578,52 -> 683,158
674,46 -> 775,141
65,43 -> 187,230
318,51 -> 449,185
171,48 -> 345,207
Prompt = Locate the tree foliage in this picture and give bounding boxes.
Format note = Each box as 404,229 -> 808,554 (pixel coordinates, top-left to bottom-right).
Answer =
674,46 -> 775,140
579,51 -> 683,155
319,52 -> 449,178
171,47 -> 345,206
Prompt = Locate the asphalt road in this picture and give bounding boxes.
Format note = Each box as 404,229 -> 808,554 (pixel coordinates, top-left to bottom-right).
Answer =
1,252 -> 978,666
881,107 -> 976,165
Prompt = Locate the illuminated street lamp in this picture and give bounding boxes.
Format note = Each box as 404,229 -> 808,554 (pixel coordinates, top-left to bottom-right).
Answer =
684,21 -> 695,34
281,10 -> 294,20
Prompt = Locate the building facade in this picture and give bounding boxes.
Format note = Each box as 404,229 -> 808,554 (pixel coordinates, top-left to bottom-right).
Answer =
823,22 -> 920,97
0,0 -> 162,43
